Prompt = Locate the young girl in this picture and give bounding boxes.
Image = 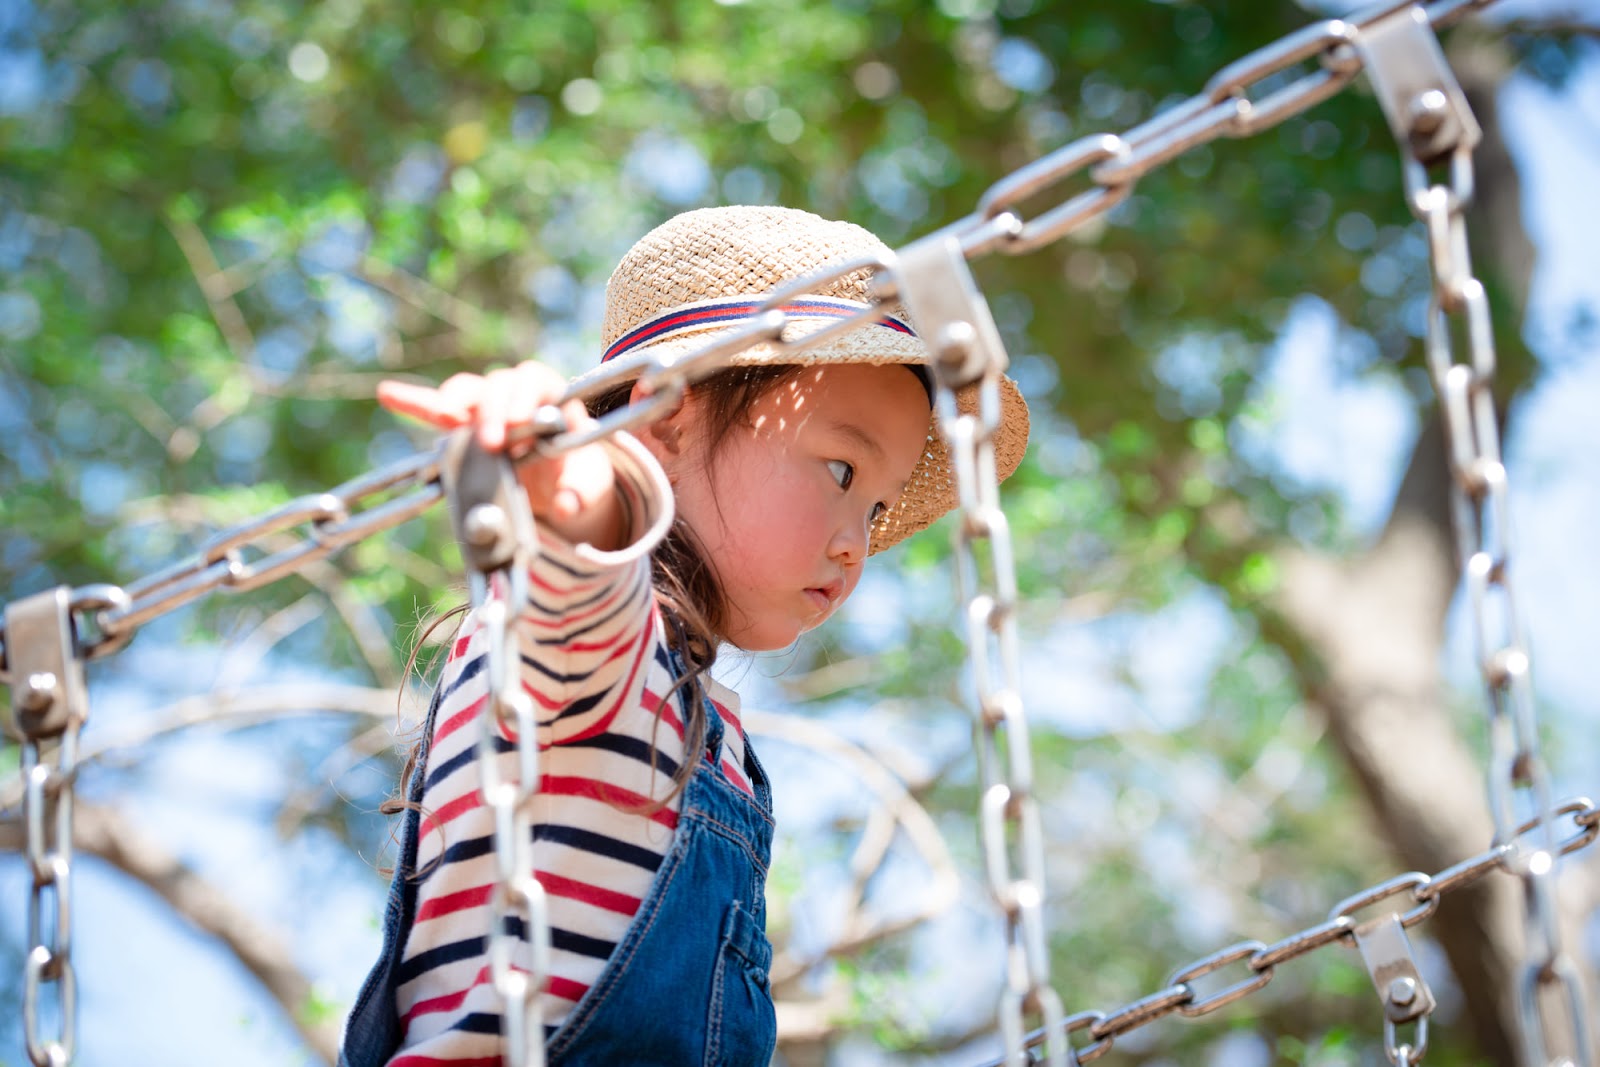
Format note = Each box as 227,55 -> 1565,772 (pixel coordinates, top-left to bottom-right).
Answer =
339,205 -> 1029,1066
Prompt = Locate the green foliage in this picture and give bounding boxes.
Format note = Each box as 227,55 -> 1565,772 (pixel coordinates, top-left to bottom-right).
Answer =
0,0 -> 1569,1063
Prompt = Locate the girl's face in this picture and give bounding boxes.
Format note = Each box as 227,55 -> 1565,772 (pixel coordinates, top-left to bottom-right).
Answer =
654,362 -> 931,652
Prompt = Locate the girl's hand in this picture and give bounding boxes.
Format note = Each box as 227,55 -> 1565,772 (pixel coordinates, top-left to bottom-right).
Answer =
377,363 -> 625,550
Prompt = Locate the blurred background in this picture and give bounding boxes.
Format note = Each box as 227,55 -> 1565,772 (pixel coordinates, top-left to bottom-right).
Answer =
2,0 -> 1598,1064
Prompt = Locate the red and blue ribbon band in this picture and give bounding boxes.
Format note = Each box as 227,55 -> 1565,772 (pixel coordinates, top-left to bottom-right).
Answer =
603,296 -> 916,364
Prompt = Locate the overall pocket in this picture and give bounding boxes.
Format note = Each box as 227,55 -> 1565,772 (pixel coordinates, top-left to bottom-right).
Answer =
704,899 -> 777,1067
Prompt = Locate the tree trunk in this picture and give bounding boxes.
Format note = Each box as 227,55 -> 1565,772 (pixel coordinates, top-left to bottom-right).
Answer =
1267,35 -> 1597,1066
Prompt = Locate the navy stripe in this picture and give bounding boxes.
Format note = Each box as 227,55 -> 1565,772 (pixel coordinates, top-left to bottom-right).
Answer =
424,710 -> 679,792
534,552 -> 595,582
437,653 -> 485,706
525,576 -> 615,619
604,298 -> 916,362
504,920 -> 615,961
398,935 -> 486,985
530,582 -> 645,647
425,743 -> 477,791
432,833 -> 494,870
565,731 -> 681,779
533,823 -> 665,872
550,688 -> 607,723
604,300 -> 764,358
452,1012 -> 501,1035
520,653 -> 597,687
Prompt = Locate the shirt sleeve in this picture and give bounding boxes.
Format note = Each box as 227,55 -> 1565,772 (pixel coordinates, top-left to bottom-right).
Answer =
513,428 -> 672,744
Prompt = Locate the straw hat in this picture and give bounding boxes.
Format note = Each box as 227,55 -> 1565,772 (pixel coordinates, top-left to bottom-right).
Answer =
572,205 -> 1030,553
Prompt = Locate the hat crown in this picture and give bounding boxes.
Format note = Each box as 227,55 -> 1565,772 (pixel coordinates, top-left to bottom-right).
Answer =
601,206 -> 890,348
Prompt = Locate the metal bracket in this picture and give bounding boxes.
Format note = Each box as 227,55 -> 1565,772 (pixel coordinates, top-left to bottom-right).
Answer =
5,588 -> 89,740
894,231 -> 1010,392
1354,4 -> 1480,166
1354,912 -> 1438,1024
438,429 -> 538,576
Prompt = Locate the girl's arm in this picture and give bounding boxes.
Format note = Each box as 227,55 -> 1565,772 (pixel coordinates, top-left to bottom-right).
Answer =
376,362 -> 626,550
379,362 -> 672,742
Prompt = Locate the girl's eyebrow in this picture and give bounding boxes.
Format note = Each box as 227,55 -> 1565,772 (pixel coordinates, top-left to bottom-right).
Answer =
828,419 -> 885,461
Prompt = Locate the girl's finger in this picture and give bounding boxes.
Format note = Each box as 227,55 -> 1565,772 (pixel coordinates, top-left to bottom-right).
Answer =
477,368 -> 515,451
437,373 -> 488,422
376,379 -> 471,428
552,436 -> 615,519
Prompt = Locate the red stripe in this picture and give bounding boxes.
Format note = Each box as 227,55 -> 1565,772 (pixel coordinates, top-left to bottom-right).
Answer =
558,613 -> 656,744
403,964 -> 492,1022
537,870 -> 643,916
524,636 -> 636,713
528,564 -> 609,599
611,302 -> 767,352
420,791 -> 482,837
721,758 -> 755,797
414,884 -> 493,923
522,568 -> 635,629
546,974 -> 589,1003
540,774 -> 678,829
391,1056 -> 504,1067
641,686 -> 686,742
604,300 -> 916,361
434,692 -> 488,745
709,695 -> 744,738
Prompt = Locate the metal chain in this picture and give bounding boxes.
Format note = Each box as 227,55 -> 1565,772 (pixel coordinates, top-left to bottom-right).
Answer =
1411,132 -> 1594,1067
974,799 -> 1599,1067
939,372 -> 1067,1067
0,273 -> 880,679
5,587 -> 93,1067
476,566 -> 547,1067
435,429 -> 550,1067
922,0 -> 1497,263
0,0 -> 1501,675
7,5 -> 1578,1066
21,733 -> 76,1067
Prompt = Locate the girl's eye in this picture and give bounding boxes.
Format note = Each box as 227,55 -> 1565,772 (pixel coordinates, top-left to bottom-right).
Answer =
870,502 -> 888,523
828,460 -> 855,490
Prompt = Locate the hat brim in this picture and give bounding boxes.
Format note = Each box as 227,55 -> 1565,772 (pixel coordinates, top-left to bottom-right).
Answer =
570,316 -> 1030,555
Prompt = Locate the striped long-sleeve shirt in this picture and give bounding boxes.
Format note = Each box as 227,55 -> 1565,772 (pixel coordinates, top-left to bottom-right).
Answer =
387,434 -> 752,1066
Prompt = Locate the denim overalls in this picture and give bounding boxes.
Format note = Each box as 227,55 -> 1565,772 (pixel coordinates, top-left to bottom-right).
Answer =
340,657 -> 778,1067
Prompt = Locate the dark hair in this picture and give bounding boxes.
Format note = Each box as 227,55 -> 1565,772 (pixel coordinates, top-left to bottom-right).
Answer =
382,363 -> 804,832
586,363 -> 803,805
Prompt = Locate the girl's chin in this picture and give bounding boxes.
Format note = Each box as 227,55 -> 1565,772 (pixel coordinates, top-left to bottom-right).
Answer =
725,621 -> 811,653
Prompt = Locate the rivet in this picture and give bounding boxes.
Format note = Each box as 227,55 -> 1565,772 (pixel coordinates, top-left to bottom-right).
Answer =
20,672 -> 57,712
1408,89 -> 1449,136
464,504 -> 507,546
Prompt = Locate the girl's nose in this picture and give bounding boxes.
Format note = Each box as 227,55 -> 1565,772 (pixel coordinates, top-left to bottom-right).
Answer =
828,512 -> 870,566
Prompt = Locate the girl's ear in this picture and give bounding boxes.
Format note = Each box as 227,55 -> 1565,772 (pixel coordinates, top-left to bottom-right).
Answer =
630,379 -> 692,470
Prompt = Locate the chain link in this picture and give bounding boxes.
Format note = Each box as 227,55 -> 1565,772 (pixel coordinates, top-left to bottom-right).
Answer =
943,0 -> 1490,263
5,5 -> 1581,1067
0,0 -> 1505,672
20,734 -> 77,1067
976,799 -> 1598,1067
937,374 -> 1066,1067
1412,156 -> 1593,1067
476,566 -> 547,1067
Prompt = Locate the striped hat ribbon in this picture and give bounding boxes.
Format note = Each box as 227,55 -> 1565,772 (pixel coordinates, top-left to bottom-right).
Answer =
602,295 -> 916,364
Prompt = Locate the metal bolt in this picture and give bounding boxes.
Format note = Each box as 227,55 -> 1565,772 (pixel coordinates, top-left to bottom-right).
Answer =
936,320 -> 976,369
463,504 -> 507,547
1388,976 -> 1418,1007
1408,89 -> 1449,137
20,673 -> 57,712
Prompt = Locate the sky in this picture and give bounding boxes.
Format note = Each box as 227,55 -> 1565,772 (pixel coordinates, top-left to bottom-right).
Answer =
3,23 -> 1599,1067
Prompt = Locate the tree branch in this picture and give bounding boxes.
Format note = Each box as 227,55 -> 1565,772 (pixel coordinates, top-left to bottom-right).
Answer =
0,804 -> 340,1065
